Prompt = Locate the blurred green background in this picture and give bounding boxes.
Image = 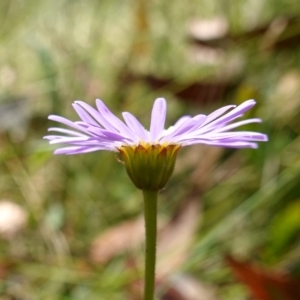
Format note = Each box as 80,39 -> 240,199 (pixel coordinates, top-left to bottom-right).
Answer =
0,0 -> 300,299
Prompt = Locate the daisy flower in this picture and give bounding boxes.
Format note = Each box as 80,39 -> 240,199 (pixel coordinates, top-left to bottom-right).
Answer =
44,98 -> 267,190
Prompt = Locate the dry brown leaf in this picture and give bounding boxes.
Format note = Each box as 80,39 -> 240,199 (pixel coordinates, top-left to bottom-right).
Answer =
90,217 -> 144,264
226,255 -> 300,300
90,195 -> 200,270
160,275 -> 218,300
157,197 -> 200,278
125,268 -> 218,300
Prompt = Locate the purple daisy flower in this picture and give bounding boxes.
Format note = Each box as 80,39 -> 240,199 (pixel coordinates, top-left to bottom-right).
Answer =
44,98 -> 267,155
45,97 -> 268,299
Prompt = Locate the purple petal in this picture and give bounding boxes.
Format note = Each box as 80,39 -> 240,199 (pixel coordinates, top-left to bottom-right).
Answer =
48,136 -> 89,144
161,115 -> 206,143
179,115 -> 206,133
203,100 -> 256,130
202,132 -> 268,141
174,116 -> 192,126
75,100 -> 117,132
161,116 -> 191,137
95,99 -> 138,141
212,118 -> 262,133
54,145 -> 115,155
44,135 -> 65,141
149,98 -> 167,142
86,126 -> 128,141
47,127 -> 87,137
54,146 -> 83,155
122,112 -> 149,141
48,115 -> 91,135
54,140 -> 112,146
201,104 -> 236,126
44,135 -> 89,144
184,139 -> 258,149
72,103 -> 101,127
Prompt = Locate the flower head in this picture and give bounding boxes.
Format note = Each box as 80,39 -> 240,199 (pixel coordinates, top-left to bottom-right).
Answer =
45,98 -> 267,190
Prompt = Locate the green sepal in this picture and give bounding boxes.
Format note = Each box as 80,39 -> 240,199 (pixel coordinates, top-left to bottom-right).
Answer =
119,143 -> 180,191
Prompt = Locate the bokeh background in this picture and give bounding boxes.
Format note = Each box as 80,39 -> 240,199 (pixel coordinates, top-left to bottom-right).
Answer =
1,0 -> 300,299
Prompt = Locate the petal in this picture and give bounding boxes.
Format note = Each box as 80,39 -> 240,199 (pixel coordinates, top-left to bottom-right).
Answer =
204,100 -> 256,130
72,103 -> 101,127
173,115 -> 192,127
54,146 -> 83,155
171,130 -> 267,145
44,135 -> 66,141
162,116 -> 191,137
47,127 -> 87,137
161,115 -> 206,143
86,126 -> 128,141
122,112 -> 149,141
183,139 -> 258,149
47,136 -> 89,144
48,115 -> 91,135
54,145 -> 115,155
45,136 -> 98,146
201,104 -> 236,126
149,98 -> 167,142
95,99 -> 138,141
212,118 -> 262,133
202,131 -> 268,141
177,115 -> 206,134
75,100 -> 116,132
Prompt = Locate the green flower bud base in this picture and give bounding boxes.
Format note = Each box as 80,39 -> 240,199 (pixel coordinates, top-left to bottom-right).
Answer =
119,143 -> 181,191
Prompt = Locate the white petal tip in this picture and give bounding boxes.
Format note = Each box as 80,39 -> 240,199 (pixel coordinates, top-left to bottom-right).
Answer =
155,97 -> 166,104
74,100 -> 85,105
245,99 -> 256,106
95,98 -> 104,104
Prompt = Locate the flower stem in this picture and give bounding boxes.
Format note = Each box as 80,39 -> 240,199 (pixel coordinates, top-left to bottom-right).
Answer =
142,190 -> 158,300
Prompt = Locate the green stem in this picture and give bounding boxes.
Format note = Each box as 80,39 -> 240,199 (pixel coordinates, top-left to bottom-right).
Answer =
142,190 -> 158,300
